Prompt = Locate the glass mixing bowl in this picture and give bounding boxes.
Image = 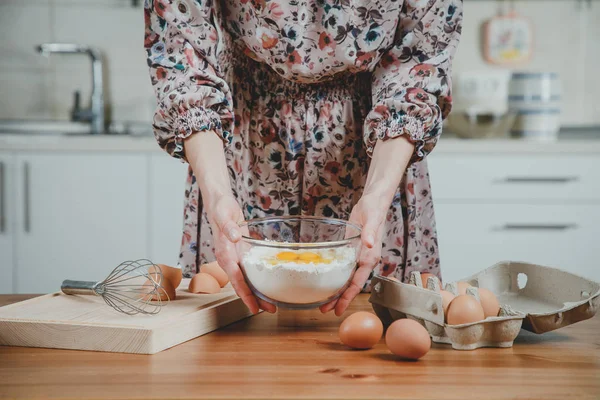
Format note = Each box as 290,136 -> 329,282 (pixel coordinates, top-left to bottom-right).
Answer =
236,216 -> 362,309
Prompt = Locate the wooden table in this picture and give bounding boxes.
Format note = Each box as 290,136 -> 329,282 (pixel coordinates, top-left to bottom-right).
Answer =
1,294 -> 599,399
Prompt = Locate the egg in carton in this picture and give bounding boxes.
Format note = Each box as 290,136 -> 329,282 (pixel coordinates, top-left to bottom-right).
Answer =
369,271 -> 526,350
371,262 -> 600,349
409,272 -> 525,350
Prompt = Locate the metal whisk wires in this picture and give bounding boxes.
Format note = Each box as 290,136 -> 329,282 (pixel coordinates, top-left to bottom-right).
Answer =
61,259 -> 169,315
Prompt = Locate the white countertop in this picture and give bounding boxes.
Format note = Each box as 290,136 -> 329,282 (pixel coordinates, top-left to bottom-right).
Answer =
0,134 -> 161,153
1,133 -> 600,154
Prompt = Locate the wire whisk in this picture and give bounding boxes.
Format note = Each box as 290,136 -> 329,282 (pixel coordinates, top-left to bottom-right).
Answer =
61,259 -> 168,315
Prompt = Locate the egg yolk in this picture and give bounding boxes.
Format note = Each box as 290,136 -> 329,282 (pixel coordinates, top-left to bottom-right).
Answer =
298,252 -> 321,262
274,251 -> 327,264
276,251 -> 299,261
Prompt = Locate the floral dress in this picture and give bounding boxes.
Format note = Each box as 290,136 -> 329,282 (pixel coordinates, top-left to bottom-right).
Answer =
144,0 -> 463,287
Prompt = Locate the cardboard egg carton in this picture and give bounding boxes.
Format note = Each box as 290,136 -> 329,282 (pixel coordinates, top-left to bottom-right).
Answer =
369,261 -> 600,350
370,271 -> 525,350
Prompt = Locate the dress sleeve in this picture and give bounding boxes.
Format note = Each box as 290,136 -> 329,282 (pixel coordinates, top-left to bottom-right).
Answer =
364,0 -> 463,162
144,0 -> 234,161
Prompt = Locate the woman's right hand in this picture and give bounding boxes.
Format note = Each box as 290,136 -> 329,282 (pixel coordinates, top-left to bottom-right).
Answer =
206,194 -> 277,315
184,131 -> 276,314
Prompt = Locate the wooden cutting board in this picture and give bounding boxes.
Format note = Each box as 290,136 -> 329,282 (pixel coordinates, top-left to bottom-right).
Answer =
0,279 -> 254,354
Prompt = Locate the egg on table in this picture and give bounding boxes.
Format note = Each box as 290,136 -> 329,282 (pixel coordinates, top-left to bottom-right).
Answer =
385,319 -> 431,360
339,311 -> 384,349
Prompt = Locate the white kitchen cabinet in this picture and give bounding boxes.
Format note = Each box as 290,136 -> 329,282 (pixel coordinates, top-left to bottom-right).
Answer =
428,149 -> 600,284
0,153 -> 15,294
148,153 -> 188,265
13,152 -> 149,294
428,154 -> 600,202
435,203 -> 599,282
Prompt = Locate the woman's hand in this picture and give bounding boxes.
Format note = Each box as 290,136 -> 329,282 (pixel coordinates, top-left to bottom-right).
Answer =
184,131 -> 276,315
205,194 -> 277,315
320,136 -> 415,316
319,192 -> 387,316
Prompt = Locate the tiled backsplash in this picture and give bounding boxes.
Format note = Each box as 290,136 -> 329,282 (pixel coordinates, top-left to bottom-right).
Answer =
1,0 -> 599,126
0,0 -> 153,123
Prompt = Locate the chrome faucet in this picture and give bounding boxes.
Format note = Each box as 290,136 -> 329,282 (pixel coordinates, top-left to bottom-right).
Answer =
36,43 -> 105,134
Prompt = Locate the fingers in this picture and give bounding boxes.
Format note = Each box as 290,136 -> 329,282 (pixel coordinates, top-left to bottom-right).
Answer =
361,209 -> 383,249
323,218 -> 383,316
258,298 -> 277,314
360,208 -> 385,268
213,208 -> 242,243
319,298 -> 338,314
214,228 -> 276,314
221,219 -> 241,242
320,248 -> 380,316
214,232 -> 259,314
228,269 -> 260,314
334,264 -> 373,316
344,209 -> 359,240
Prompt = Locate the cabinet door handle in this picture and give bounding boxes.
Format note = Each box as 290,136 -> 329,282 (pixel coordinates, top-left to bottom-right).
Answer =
0,161 -> 5,233
497,224 -> 577,231
496,176 -> 579,184
24,162 -> 30,233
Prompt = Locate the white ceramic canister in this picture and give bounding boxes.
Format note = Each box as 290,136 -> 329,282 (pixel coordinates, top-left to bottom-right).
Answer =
508,72 -> 562,141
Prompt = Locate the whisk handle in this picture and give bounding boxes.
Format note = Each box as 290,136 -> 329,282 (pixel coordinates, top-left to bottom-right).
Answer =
61,280 -> 97,296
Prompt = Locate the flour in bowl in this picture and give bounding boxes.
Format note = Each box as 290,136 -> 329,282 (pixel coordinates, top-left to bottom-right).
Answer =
241,246 -> 357,305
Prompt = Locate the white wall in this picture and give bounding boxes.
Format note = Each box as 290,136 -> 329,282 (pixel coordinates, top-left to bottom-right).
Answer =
1,0 -> 599,125
453,0 -> 599,126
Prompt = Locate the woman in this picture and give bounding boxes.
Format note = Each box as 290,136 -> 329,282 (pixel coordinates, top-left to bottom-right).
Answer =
145,0 -> 462,316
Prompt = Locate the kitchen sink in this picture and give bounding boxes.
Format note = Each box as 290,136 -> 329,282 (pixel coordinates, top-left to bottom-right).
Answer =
0,119 -> 92,135
0,119 -> 151,136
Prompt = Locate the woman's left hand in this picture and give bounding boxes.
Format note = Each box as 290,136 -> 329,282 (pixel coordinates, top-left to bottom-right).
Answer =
319,192 -> 388,316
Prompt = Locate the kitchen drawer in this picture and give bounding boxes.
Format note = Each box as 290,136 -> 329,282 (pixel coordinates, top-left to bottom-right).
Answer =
434,203 -> 599,283
428,154 -> 600,201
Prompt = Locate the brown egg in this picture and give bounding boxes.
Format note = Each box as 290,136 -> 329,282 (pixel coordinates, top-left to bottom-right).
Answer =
385,319 -> 431,360
456,281 -> 472,295
339,311 -> 383,349
201,261 -> 229,288
440,290 -> 456,319
420,273 -> 441,290
188,273 -> 221,294
143,277 -> 176,301
446,295 -> 485,325
478,288 -> 500,318
156,264 -> 182,289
